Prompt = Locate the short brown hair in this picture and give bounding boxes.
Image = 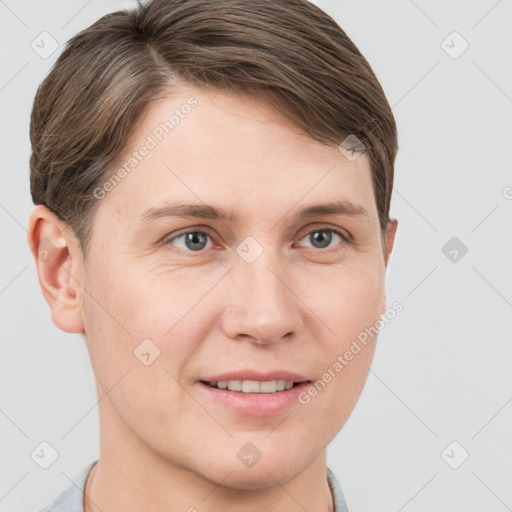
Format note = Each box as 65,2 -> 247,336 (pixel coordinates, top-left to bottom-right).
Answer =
29,0 -> 397,258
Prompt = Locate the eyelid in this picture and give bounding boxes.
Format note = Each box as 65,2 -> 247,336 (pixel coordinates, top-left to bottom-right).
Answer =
297,224 -> 352,243
161,225 -> 217,243
294,225 -> 352,252
162,224 -> 353,252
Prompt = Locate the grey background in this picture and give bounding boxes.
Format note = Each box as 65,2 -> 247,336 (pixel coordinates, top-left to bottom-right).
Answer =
1,0 -> 511,510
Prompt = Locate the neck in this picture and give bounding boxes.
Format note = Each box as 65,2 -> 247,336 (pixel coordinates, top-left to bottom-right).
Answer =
83,405 -> 334,512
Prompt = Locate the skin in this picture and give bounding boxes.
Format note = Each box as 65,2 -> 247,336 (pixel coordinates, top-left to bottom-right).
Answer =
28,84 -> 397,512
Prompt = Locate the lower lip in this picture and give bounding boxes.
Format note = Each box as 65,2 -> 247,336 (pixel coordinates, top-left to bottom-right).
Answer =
196,381 -> 311,416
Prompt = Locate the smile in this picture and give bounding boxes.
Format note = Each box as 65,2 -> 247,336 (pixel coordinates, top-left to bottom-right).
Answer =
202,379 -> 298,393
196,371 -> 312,416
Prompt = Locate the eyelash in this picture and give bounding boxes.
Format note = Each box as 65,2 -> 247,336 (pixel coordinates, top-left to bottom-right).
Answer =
162,226 -> 352,254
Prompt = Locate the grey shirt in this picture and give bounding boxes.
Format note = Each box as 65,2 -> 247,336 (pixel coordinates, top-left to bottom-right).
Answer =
38,460 -> 348,512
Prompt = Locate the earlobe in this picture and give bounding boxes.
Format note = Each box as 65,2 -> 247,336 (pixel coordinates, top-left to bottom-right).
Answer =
27,205 -> 85,334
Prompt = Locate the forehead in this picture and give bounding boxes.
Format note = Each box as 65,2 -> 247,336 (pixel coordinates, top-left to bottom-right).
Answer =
94,85 -> 377,230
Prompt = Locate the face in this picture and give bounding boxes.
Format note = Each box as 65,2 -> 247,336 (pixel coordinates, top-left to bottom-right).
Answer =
59,85 -> 396,489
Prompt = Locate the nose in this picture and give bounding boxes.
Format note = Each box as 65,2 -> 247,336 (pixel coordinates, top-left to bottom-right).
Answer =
220,249 -> 303,345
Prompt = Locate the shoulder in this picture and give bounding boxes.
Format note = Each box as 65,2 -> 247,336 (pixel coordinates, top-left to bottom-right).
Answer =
327,466 -> 349,512
36,460 -> 98,512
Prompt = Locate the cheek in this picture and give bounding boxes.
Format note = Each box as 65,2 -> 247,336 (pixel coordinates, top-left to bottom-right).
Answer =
312,261 -> 385,337
300,331 -> 378,442
80,260 -> 215,396
82,257 -> 180,338
300,265 -> 384,423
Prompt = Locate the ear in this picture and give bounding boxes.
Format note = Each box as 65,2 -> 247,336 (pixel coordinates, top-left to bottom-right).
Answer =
385,218 -> 398,264
381,217 -> 398,313
27,205 -> 85,333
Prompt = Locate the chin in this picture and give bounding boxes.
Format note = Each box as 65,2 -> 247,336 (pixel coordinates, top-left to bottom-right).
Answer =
197,453 -> 309,491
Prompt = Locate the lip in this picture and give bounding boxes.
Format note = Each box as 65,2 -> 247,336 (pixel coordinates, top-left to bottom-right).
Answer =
199,370 -> 310,382
195,370 -> 312,417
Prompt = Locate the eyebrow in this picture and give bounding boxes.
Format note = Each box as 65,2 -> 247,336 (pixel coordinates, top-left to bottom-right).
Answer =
139,199 -> 370,224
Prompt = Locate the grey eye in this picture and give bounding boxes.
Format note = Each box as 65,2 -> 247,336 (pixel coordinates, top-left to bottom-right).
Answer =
169,231 -> 212,252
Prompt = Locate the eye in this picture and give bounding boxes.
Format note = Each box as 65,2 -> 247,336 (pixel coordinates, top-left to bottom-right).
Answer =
163,226 -> 350,254
297,227 -> 348,250
166,230 -> 213,252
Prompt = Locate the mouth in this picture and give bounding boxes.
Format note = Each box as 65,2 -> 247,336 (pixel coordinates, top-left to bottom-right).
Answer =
196,372 -> 312,416
200,379 -> 305,393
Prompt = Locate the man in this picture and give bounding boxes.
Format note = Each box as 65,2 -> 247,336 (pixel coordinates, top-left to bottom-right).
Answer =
28,1 -> 398,510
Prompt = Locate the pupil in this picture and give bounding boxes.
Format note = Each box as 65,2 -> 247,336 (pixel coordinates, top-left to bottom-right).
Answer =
185,232 -> 207,251
182,231 -> 332,251
311,230 -> 331,248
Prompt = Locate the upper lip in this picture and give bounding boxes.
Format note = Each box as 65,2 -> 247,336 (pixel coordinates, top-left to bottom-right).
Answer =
199,370 -> 310,383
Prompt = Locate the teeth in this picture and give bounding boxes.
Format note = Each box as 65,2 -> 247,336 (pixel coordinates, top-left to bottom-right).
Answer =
242,380 -> 261,393
208,379 -> 297,393
259,380 -> 277,393
227,380 -> 242,391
